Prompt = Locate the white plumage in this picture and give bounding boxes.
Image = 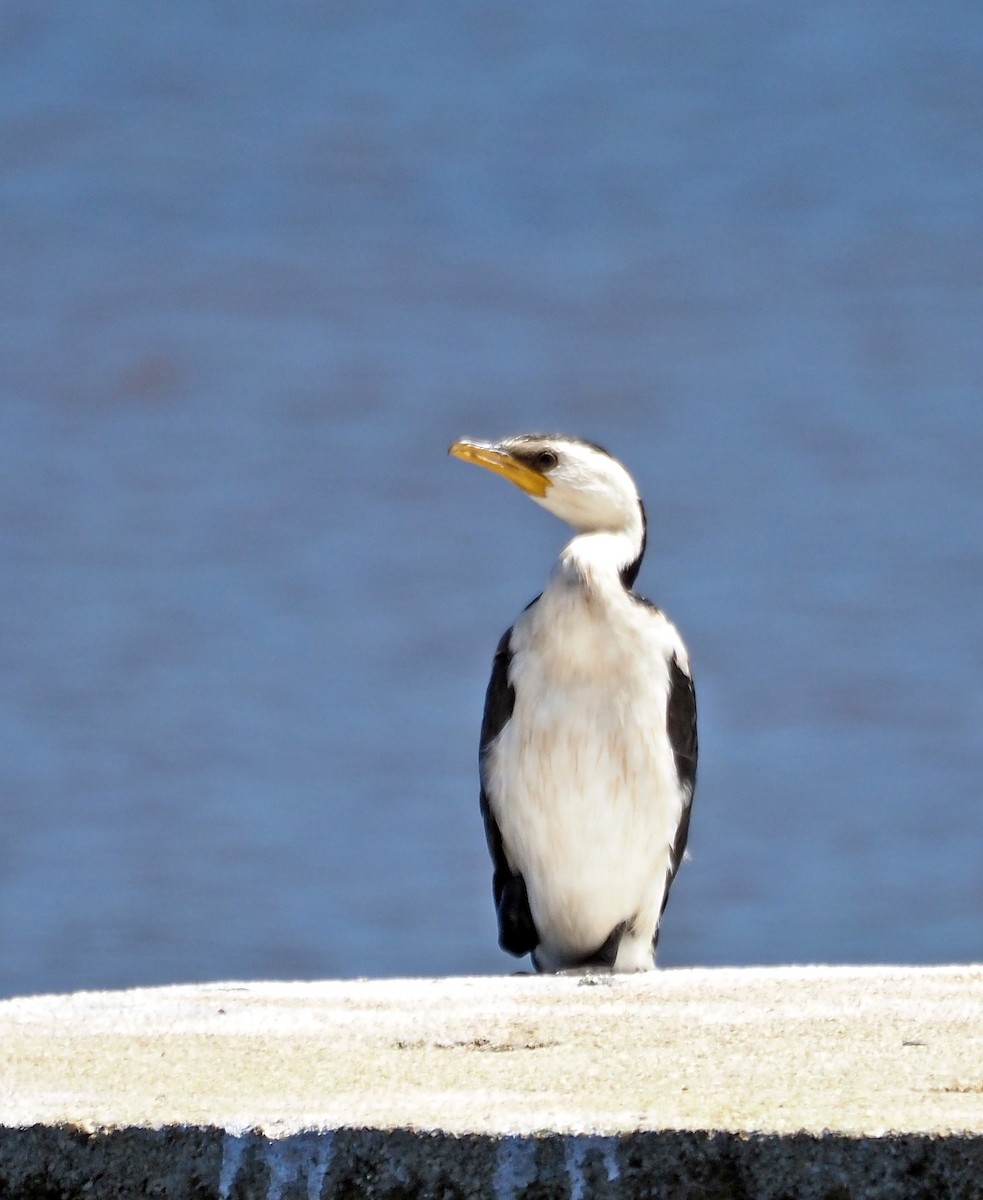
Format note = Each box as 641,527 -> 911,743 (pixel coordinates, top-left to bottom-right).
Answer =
450,434 -> 697,972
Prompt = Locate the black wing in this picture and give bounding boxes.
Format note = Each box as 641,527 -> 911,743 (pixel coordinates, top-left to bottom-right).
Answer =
666,653 -> 698,804
478,612 -> 540,958
657,652 -> 698,932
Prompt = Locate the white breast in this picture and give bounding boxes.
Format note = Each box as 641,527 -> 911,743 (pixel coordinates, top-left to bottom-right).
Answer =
485,571 -> 690,968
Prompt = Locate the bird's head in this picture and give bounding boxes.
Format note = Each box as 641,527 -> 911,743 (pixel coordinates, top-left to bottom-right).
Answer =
448,434 -> 643,538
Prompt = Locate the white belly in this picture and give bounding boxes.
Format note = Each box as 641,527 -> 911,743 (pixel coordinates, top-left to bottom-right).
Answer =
485,584 -> 688,966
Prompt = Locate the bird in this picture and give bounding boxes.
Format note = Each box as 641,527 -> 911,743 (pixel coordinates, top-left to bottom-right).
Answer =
449,433 -> 697,973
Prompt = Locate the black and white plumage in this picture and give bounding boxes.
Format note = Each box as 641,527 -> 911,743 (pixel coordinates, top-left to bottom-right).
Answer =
449,433 -> 697,973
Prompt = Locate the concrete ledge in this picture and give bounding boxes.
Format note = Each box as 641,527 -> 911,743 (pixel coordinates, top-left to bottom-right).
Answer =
1,966 -> 981,1198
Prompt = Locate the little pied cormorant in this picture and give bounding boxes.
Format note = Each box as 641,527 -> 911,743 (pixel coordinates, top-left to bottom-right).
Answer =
449,433 -> 697,973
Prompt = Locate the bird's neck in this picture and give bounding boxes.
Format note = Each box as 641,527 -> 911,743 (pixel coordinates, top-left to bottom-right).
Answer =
556,514 -> 646,594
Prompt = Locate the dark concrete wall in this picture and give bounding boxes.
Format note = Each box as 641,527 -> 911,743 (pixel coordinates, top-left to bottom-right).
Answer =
2,1125 -> 982,1200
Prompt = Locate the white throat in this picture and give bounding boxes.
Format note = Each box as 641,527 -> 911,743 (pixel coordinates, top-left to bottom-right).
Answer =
560,528 -> 637,579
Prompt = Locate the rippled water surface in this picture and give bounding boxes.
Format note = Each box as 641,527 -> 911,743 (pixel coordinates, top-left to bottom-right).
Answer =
1,1 -> 981,996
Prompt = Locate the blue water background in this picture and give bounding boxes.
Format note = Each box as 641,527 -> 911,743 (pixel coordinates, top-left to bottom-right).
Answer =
1,1 -> 981,997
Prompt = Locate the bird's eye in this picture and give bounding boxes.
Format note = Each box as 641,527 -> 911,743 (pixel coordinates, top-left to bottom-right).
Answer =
535,450 -> 558,471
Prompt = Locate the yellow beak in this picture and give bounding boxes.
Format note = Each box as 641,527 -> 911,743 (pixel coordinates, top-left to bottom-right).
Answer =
448,440 -> 551,498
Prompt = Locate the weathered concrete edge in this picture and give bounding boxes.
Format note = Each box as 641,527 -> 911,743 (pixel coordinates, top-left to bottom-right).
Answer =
2,1124 -> 982,1200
